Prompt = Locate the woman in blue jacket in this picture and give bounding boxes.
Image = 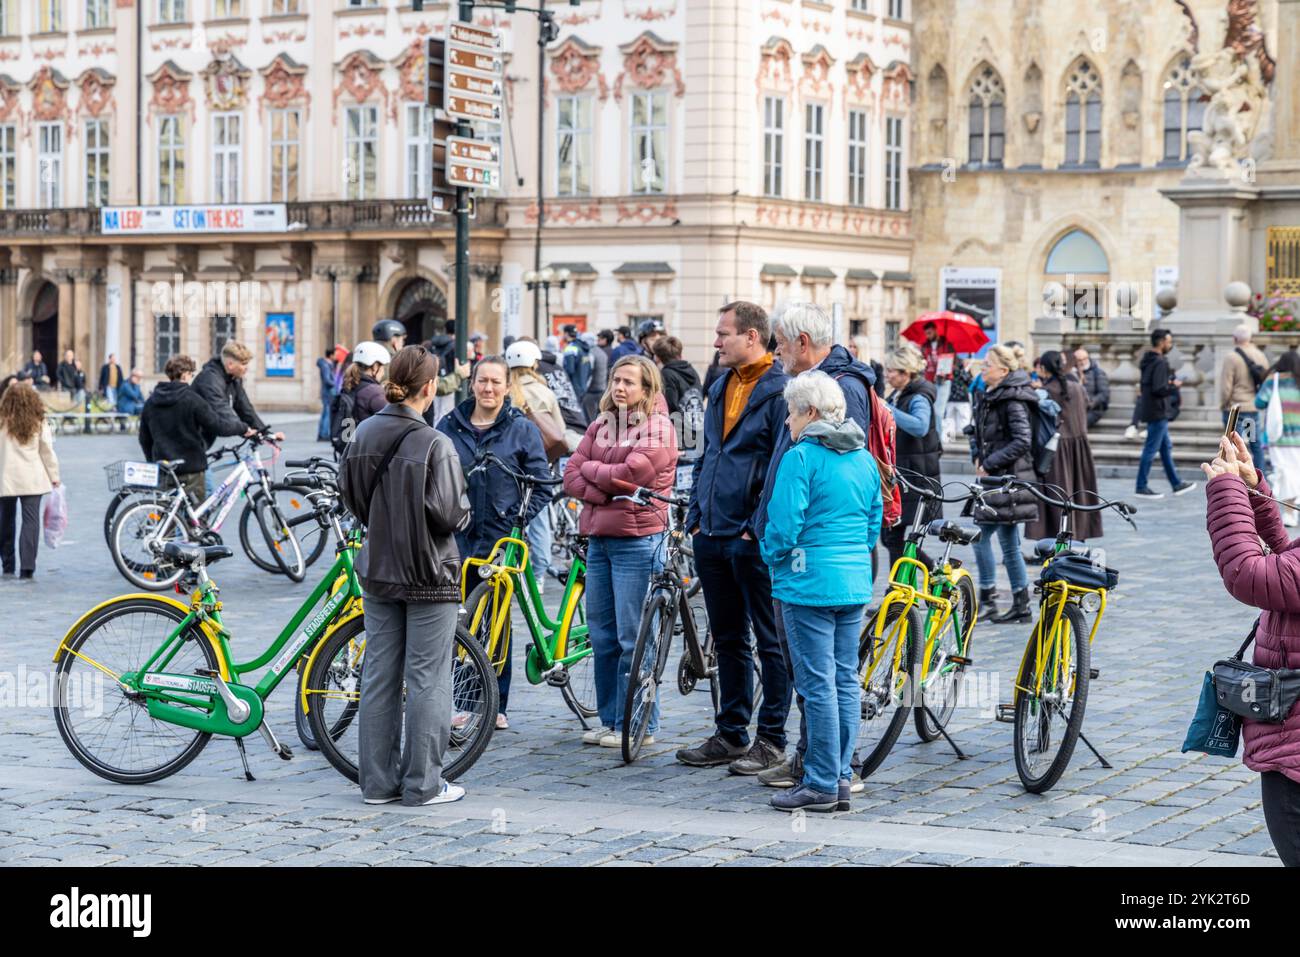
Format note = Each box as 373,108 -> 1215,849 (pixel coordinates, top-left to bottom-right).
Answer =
437,356 -> 552,728
760,371 -> 882,813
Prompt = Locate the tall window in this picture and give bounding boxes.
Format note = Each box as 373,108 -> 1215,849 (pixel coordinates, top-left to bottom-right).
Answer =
885,320 -> 900,351
888,0 -> 905,17
269,108 -> 299,201
211,0 -> 240,16
803,102 -> 824,201
1064,59 -> 1102,166
212,113 -> 240,203
884,115 -> 903,210
850,0 -> 869,10
346,0 -> 379,7
210,315 -> 238,359
405,103 -> 432,199
556,94 -> 592,197
967,65 -> 1005,167
85,119 -> 109,207
158,115 -> 185,204
38,123 -> 62,207
848,109 -> 868,206
1162,55 -> 1206,163
629,91 -> 666,194
0,1 -> 12,36
155,315 -> 181,374
85,0 -> 109,28
763,95 -> 784,197
158,0 -> 185,22
39,0 -> 63,31
269,0 -> 298,12
0,125 -> 14,209
345,105 -> 378,200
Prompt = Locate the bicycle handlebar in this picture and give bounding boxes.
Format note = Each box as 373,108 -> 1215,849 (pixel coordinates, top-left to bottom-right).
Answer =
609,477 -> 689,509
894,470 -> 987,504
285,457 -> 338,472
468,451 -> 564,487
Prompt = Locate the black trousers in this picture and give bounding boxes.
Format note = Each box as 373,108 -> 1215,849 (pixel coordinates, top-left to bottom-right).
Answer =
1261,771 -> 1300,867
0,494 -> 42,574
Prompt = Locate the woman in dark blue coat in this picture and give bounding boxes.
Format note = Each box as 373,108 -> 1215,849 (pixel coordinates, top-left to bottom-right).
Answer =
437,356 -> 552,728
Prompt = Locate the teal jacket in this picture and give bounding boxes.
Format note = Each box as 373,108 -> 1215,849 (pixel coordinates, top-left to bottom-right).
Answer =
760,418 -> 882,607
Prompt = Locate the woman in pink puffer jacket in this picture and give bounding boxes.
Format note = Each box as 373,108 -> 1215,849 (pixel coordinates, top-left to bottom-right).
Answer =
1204,431 -> 1300,866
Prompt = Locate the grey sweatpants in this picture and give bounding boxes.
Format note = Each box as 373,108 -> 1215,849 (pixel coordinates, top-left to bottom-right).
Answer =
358,595 -> 458,805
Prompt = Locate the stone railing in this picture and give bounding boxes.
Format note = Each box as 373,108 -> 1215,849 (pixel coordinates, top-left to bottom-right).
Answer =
0,207 -> 102,235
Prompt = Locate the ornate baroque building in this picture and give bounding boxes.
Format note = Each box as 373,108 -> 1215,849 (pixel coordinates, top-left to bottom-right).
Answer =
0,0 -> 916,407
908,0 -> 1284,346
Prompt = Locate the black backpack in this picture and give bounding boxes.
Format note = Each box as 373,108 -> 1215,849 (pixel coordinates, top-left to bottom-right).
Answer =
330,388 -> 357,456
1029,396 -> 1060,478
1236,348 -> 1267,391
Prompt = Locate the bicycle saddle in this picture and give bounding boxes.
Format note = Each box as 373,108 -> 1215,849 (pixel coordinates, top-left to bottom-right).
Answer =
926,519 -> 981,546
157,459 -> 185,473
162,542 -> 233,566
1032,538 -> 1093,560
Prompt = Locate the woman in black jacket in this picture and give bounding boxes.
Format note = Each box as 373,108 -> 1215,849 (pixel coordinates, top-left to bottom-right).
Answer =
338,345 -> 471,807
437,355 -> 552,729
968,344 -> 1039,623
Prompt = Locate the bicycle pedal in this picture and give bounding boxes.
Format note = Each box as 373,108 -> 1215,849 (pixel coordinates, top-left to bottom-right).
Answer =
994,703 -> 1015,724
1089,668 -> 1100,680
948,655 -> 973,667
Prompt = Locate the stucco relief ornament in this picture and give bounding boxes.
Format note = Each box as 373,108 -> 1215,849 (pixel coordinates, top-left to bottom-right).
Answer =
259,56 -> 309,117
205,58 -> 248,112
79,71 -> 115,117
30,68 -> 68,123
1186,47 -> 1266,179
551,38 -> 609,100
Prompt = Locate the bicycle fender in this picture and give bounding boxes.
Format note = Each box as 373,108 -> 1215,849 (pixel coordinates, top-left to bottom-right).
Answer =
54,593 -> 232,681
875,591 -> 912,634
297,602 -> 365,715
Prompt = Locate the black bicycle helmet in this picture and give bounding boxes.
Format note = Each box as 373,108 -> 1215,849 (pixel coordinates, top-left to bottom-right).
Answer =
372,319 -> 408,344
635,318 -> 665,342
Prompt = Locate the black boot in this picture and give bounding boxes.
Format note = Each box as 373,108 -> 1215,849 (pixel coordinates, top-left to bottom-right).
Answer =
991,588 -> 1031,624
978,587 -> 999,619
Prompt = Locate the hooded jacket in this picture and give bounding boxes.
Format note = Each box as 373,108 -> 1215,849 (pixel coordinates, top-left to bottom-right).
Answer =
340,403 -> 471,603
760,418 -> 882,606
562,336 -> 593,397
1206,473 -> 1300,784
539,352 -> 589,431
659,358 -> 702,415
139,380 -> 247,475
437,397 -> 553,559
754,344 -> 875,542
968,368 -> 1039,524
1138,348 -> 1177,422
191,357 -> 268,445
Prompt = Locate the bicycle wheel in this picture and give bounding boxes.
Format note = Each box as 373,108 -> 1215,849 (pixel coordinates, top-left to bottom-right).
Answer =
240,487 -> 326,575
463,580 -> 509,676
110,500 -> 187,590
54,598 -> 216,784
622,590 -> 673,763
915,575 -> 978,742
1013,600 -> 1090,794
305,617 -> 498,784
247,487 -> 306,582
103,488 -> 164,548
557,579 -> 598,721
857,602 -> 923,780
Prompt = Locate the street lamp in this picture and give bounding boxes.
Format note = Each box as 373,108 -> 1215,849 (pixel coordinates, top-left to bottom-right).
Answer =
523,266 -> 570,334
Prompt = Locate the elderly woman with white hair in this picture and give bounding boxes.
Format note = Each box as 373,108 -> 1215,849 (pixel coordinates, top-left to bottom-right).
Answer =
882,342 -> 942,571
760,371 -> 882,813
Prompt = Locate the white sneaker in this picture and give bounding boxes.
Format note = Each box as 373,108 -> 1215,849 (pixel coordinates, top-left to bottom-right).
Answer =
495,713 -> 510,730
583,726 -> 614,745
1124,425 -> 1138,440
362,794 -> 401,805
600,730 -> 653,748
420,781 -> 466,806
849,778 -> 865,794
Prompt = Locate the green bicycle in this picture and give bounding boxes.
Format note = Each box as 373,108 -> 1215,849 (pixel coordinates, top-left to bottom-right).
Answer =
460,453 -> 596,724
53,473 -> 498,785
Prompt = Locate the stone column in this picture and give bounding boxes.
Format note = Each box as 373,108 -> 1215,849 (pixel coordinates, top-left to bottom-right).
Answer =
54,269 -> 76,356
1264,0 -> 1300,170
358,264 -> 380,341
334,265 -> 363,346
313,265 -> 336,352
72,268 -> 97,371
0,266 -> 18,372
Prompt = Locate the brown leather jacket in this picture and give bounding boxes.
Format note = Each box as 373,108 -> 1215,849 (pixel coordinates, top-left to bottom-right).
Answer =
339,403 -> 470,603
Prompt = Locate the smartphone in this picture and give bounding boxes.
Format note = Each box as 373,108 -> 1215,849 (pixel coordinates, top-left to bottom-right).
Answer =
1225,405 -> 1241,437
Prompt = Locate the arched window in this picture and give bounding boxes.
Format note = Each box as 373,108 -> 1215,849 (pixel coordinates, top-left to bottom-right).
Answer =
967,64 -> 1005,167
1162,55 -> 1206,163
1045,228 -> 1109,273
1064,59 -> 1102,166
1045,228 -> 1110,329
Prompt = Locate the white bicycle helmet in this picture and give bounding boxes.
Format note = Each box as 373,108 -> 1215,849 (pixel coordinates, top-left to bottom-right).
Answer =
352,340 -> 391,368
505,340 -> 543,369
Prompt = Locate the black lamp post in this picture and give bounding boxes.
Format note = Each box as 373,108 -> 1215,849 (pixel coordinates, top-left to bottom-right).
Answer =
523,266 -> 570,336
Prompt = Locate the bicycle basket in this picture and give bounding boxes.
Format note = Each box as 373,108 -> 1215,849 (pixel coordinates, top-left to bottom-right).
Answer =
105,460 -> 161,492
1037,551 -> 1118,591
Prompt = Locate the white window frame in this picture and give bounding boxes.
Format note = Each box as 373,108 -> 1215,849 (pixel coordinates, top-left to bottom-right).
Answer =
884,114 -> 904,211
848,108 -> 868,206
212,112 -> 241,204
345,105 -> 378,200
39,0 -> 64,32
556,93 -> 593,197
269,0 -> 298,14
211,0 -> 240,17
763,95 -> 784,198
158,114 -> 185,204
404,103 -> 432,200
38,122 -> 63,207
85,118 -> 109,207
268,107 -> 299,202
0,124 -> 14,209
629,90 -> 667,195
850,0 -> 870,10
85,0 -> 109,29
158,0 -> 185,23
0,1 -> 13,37
803,102 -> 824,202
888,0 -> 906,18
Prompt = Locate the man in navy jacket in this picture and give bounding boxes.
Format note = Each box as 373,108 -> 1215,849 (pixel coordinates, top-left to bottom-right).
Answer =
677,301 -> 792,775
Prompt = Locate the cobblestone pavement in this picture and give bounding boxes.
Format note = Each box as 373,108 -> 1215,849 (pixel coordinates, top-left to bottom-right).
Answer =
0,421 -> 1280,866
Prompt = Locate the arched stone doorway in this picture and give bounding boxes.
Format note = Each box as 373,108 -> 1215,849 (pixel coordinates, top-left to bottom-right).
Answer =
393,278 -> 448,346
1044,227 -> 1110,330
30,280 -> 59,368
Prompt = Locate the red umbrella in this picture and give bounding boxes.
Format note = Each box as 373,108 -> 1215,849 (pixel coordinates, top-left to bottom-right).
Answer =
901,311 -> 989,354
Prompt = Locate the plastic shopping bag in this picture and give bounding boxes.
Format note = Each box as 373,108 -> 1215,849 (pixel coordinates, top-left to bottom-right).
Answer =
1266,373 -> 1285,444
1181,672 -> 1240,757
43,484 -> 68,549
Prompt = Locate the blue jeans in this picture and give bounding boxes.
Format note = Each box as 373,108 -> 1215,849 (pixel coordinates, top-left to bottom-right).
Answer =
527,506 -> 552,586
934,378 -> 952,425
1224,409 -> 1266,474
587,533 -> 663,733
1136,418 -> 1183,491
318,396 -> 332,440
973,522 -> 1028,593
780,603 -> 863,794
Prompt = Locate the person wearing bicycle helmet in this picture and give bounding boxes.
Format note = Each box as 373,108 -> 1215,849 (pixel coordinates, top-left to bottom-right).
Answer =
331,341 -> 390,455
635,317 -> 665,355
372,319 -> 407,353
437,355 -> 553,730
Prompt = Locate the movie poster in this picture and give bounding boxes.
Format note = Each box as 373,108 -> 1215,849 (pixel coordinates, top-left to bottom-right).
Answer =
939,267 -> 1000,358
265,312 -> 295,377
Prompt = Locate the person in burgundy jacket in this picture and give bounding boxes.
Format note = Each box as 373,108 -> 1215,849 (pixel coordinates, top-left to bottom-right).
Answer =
1204,430 -> 1300,866
563,354 -> 678,750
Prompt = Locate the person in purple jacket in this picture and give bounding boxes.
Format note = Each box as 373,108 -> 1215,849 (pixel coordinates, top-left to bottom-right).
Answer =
1204,430 -> 1300,867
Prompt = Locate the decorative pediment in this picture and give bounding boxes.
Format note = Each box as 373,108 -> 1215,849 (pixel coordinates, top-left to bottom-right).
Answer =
0,75 -> 20,123
550,35 -> 608,100
846,52 -> 877,104
882,59 -> 913,108
148,61 -> 194,119
393,39 -> 427,104
77,67 -> 115,117
29,66 -> 70,123
799,44 -> 835,101
259,53 -> 310,117
333,49 -> 390,115
614,31 -> 684,100
202,55 -> 251,112
757,36 -> 795,97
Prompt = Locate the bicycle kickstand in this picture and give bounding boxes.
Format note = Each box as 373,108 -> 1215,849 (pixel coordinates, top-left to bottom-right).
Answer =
922,706 -> 969,760
1077,732 -> 1113,770
235,737 -> 256,782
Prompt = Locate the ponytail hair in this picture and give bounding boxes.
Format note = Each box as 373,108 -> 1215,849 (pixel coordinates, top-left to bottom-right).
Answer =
383,345 -> 440,404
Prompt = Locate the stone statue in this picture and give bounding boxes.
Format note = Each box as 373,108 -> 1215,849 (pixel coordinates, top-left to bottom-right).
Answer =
1186,47 -> 1266,178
